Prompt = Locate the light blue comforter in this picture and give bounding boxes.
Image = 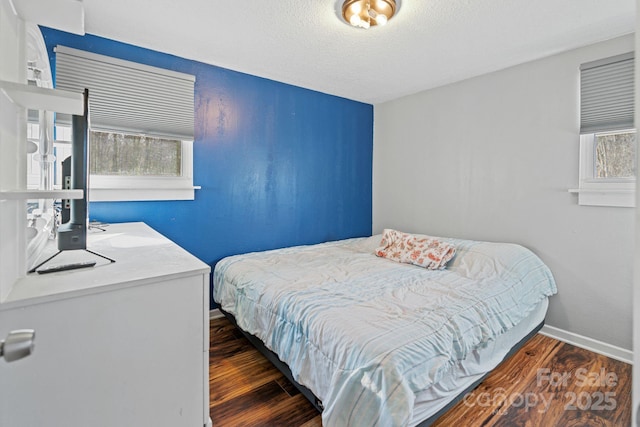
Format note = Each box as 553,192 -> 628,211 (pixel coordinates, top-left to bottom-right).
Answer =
213,235 -> 557,427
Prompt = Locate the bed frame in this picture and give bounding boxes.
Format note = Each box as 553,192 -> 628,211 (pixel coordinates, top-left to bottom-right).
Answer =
220,308 -> 544,426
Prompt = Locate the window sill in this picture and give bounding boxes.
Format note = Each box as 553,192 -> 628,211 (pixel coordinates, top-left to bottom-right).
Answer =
568,188 -> 635,208
89,186 -> 200,202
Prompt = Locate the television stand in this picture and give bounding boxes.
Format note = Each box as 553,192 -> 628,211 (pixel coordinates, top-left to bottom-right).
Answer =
27,248 -> 115,274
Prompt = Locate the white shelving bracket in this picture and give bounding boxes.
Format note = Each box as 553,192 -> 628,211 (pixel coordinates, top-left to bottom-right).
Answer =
0,189 -> 84,201
0,80 -> 84,115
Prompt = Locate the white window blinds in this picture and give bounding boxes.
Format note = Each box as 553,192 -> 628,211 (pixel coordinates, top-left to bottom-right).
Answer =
54,46 -> 195,139
580,52 -> 634,134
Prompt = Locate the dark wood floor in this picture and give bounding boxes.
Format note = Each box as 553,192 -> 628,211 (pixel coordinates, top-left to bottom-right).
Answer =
209,317 -> 631,427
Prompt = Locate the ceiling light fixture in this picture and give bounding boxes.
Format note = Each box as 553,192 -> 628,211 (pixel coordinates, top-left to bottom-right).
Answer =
342,0 -> 397,29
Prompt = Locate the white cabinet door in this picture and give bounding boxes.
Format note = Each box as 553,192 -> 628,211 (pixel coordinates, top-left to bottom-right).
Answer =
0,275 -> 207,427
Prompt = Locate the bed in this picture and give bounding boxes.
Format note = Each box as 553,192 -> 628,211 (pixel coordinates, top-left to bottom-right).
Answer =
213,231 -> 557,426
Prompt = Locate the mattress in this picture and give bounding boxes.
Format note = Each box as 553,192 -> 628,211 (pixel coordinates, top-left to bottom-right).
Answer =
214,234 -> 557,427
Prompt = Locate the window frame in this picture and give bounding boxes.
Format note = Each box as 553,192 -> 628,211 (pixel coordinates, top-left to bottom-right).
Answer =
576,129 -> 636,208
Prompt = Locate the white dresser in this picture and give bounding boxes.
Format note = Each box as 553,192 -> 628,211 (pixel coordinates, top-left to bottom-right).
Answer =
0,222 -> 211,427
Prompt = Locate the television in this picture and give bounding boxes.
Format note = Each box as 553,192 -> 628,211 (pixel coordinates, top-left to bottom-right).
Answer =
57,88 -> 89,251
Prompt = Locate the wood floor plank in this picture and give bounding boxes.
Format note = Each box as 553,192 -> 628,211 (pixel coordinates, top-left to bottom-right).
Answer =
209,317 -> 631,427
212,380 -> 319,427
432,334 -> 564,426
210,348 -> 286,405
491,342 -> 630,427
299,417 -> 324,427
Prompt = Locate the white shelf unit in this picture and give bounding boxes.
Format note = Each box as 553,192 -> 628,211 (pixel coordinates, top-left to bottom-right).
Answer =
0,189 -> 83,200
0,79 -> 83,114
1,5 -> 212,426
0,78 -> 84,201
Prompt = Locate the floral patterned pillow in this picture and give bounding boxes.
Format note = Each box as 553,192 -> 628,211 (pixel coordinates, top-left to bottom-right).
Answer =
375,229 -> 456,270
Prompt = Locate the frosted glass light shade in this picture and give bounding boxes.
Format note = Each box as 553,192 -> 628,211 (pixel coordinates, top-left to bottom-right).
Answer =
342,0 -> 397,29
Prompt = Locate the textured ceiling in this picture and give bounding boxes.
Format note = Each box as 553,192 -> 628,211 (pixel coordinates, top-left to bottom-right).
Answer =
81,0 -> 635,105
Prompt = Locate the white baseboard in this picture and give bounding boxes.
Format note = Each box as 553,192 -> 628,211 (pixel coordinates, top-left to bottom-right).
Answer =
209,308 -> 223,319
539,324 -> 632,364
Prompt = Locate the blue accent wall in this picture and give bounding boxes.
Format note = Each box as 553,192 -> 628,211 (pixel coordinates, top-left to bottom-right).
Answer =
41,28 -> 373,307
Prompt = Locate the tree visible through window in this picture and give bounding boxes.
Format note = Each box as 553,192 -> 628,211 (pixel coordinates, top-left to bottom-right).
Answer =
89,130 -> 182,177
594,131 -> 636,179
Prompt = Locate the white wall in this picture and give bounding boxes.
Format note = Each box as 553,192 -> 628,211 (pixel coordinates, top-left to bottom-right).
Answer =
373,35 -> 635,350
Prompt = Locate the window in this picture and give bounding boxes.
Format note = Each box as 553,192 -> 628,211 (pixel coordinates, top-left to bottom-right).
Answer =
576,52 -> 635,207
54,46 -> 197,201
593,131 -> 636,179
88,130 -> 194,201
578,130 -> 636,207
90,131 -> 182,177
51,127 -> 194,201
